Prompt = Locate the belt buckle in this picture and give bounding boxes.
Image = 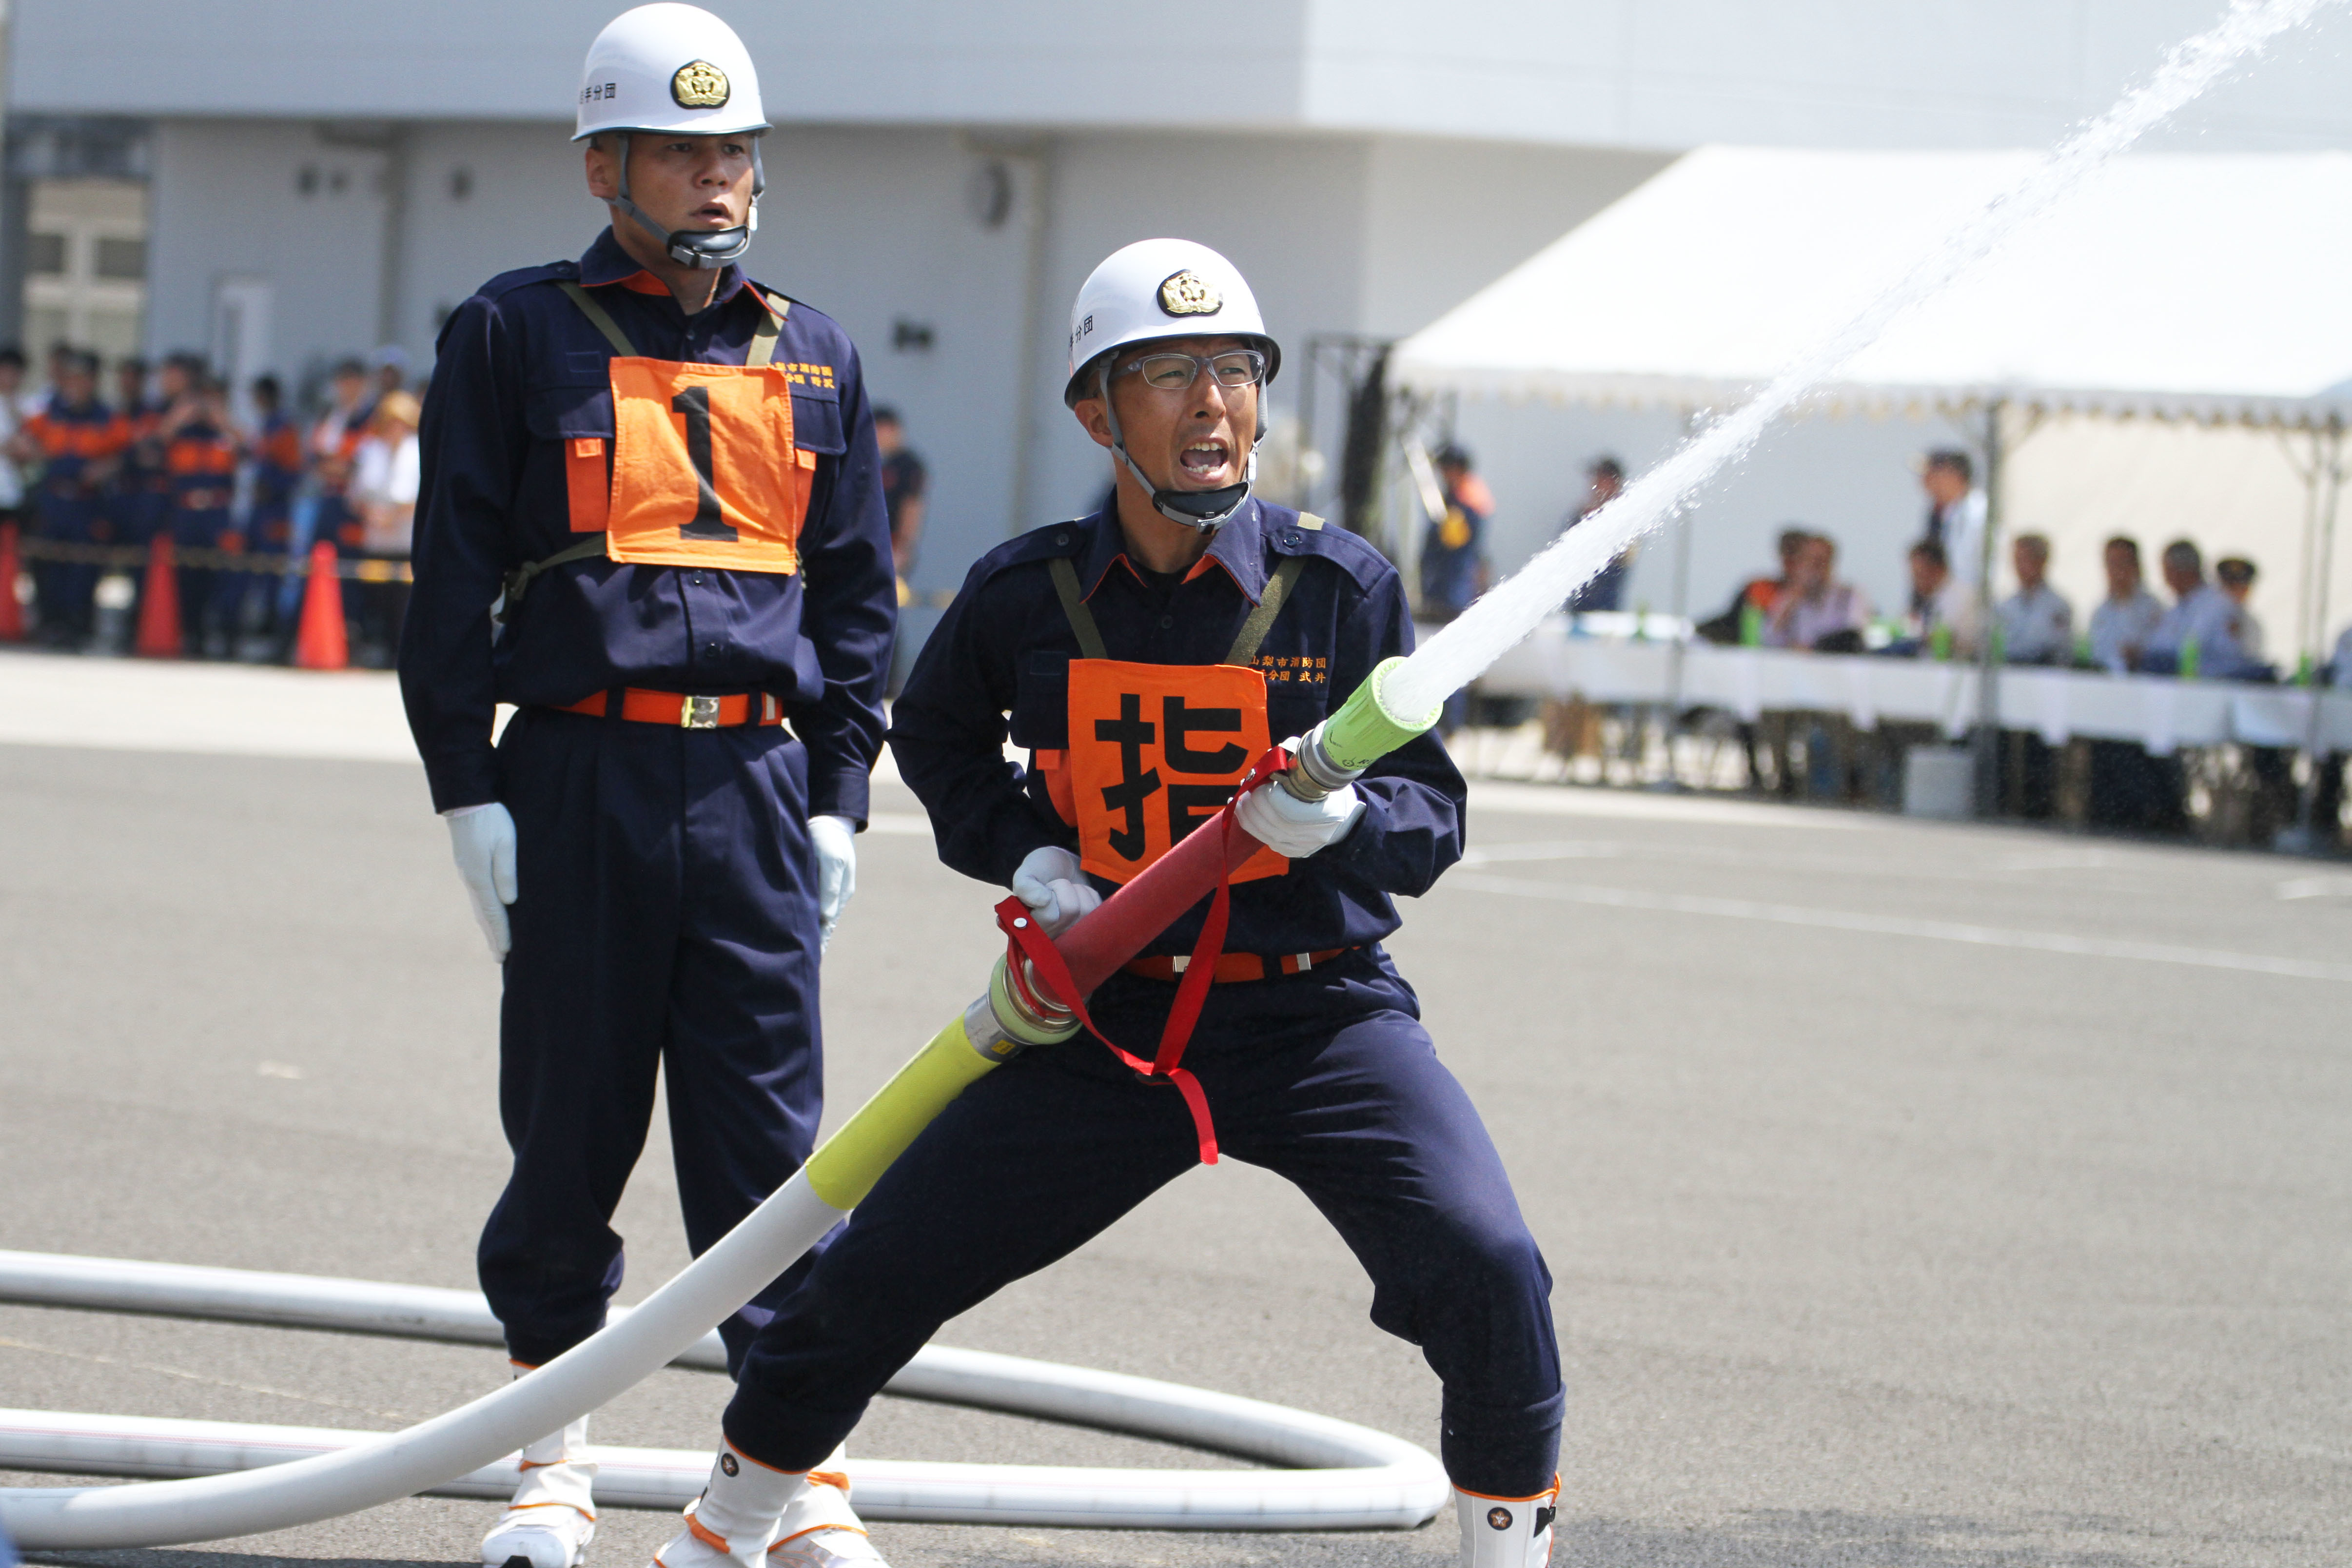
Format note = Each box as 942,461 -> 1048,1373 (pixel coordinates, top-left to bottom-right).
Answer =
681,695 -> 722,729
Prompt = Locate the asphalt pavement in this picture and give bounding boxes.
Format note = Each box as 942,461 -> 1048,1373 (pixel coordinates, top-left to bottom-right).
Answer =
0,661 -> 2344,1568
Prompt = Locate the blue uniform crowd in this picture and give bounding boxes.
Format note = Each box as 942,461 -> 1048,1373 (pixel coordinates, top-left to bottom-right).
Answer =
1,343 -> 421,662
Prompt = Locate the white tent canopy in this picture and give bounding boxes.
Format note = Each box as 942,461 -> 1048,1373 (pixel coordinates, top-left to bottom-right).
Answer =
1392,146 -> 2352,427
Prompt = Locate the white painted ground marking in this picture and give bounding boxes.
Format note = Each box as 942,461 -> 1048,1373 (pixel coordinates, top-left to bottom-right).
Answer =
1446,872 -> 2352,983
2275,874 -> 2352,901
1465,778 -> 1865,828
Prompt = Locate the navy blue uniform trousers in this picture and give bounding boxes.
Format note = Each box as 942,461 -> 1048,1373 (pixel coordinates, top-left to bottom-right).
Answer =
724,952 -> 1563,1497
484,707 -> 829,1373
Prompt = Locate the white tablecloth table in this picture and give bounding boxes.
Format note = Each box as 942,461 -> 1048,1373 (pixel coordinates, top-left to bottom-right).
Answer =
1461,617 -> 2352,756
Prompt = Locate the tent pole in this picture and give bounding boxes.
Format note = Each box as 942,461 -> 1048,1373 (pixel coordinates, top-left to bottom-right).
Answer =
1971,398 -> 2007,818
1658,407 -> 1701,791
2289,417 -> 2346,848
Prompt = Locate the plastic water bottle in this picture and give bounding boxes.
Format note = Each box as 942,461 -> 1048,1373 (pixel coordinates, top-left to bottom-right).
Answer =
2180,636 -> 2201,680
1739,602 -> 1763,647
1930,623 -> 1953,662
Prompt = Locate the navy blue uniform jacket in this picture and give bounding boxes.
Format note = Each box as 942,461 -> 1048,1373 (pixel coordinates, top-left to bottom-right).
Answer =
890,499 -> 1467,958
400,229 -> 894,819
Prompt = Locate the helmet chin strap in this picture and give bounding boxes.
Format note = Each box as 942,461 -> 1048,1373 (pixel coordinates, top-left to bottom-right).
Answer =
1098,359 -> 1260,532
608,132 -> 764,271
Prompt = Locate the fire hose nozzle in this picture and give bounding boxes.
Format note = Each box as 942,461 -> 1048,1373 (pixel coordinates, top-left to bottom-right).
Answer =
1280,656 -> 1443,803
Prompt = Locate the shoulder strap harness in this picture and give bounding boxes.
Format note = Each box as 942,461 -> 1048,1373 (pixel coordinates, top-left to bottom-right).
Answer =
1045,513 -> 1320,665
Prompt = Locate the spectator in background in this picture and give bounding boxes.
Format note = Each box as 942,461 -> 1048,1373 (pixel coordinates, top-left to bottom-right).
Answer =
0,349 -> 28,542
372,344 -> 409,397
1917,448 -> 1986,604
873,405 -> 926,592
351,388 -> 421,666
1561,454 -> 1635,612
2214,556 -> 2264,662
2083,535 -> 2182,832
2144,539 -> 2259,678
2313,618 -> 2352,845
1698,525 -> 1808,644
2208,554 -> 2293,831
12,352 -> 128,648
112,355 -> 170,564
1903,537 -> 1981,657
310,357 -> 375,534
1983,533 -> 2068,817
161,368 -> 246,657
1766,531 -> 1869,651
1420,443 -> 1490,738
1419,442 -> 1490,623
246,374 -> 304,637
2088,536 -> 2163,672
1996,532 -> 2072,664
32,341 -> 72,414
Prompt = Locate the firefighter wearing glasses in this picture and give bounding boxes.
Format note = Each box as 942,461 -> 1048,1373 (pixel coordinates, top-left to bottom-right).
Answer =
638,239 -> 1565,1568
395,7 -> 894,1567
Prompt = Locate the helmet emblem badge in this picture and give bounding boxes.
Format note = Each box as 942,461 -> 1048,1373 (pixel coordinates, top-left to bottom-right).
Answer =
670,60 -> 731,109
1157,270 -> 1222,318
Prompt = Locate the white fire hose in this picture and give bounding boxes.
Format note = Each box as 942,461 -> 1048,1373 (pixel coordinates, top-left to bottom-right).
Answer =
0,1248 -> 1446,1542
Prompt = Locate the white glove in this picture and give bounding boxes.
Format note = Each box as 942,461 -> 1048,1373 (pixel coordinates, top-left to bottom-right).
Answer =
810,813 -> 858,952
1010,845 -> 1101,937
444,802 -> 518,961
1233,769 -> 1365,859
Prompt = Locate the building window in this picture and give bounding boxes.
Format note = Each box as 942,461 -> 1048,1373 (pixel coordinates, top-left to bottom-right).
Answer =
94,237 -> 146,280
21,179 -> 147,360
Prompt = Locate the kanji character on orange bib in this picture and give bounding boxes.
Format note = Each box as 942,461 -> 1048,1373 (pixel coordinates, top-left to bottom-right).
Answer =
1066,657 -> 1285,883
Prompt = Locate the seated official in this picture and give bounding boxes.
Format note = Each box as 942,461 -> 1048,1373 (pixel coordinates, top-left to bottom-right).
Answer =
1995,533 -> 2072,665
2087,535 -> 2164,673
1894,537 -> 1981,659
1764,531 -> 1870,652
2142,539 -> 2264,679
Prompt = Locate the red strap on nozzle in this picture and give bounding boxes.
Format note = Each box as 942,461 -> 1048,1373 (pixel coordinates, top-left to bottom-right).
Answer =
996,895 -> 1216,1164
993,742 -> 1293,1169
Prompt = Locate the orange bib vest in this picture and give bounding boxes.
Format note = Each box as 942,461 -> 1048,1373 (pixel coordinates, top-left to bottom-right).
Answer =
1036,547 -> 1311,887
500,281 -> 814,614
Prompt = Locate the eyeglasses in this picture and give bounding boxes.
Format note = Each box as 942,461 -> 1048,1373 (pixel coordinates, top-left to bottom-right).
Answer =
1115,349 -> 1267,393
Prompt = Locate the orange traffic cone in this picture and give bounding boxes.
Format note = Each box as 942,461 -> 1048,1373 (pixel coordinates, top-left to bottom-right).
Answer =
134,532 -> 182,658
0,522 -> 24,642
293,541 -> 348,670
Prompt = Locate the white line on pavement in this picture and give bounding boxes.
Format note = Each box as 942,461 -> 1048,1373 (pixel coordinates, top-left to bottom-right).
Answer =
1444,871 -> 2352,983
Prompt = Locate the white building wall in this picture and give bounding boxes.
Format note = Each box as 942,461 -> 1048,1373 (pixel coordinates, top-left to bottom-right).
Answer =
24,0 -> 2352,150
143,121 -> 392,392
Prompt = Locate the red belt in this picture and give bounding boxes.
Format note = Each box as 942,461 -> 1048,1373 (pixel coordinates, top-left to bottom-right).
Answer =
556,688 -> 785,729
1123,947 -> 1350,984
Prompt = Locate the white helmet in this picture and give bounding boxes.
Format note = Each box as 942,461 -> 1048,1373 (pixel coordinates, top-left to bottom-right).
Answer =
573,5 -> 769,268
1064,238 -> 1281,531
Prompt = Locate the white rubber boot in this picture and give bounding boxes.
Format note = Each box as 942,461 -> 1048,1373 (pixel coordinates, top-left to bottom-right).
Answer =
1455,1477 -> 1558,1567
768,1446 -> 886,1566
481,1412 -> 597,1568
648,1443 -> 805,1568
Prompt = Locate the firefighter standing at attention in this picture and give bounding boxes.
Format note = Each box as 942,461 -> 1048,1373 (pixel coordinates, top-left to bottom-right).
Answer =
395,6 -> 895,1566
